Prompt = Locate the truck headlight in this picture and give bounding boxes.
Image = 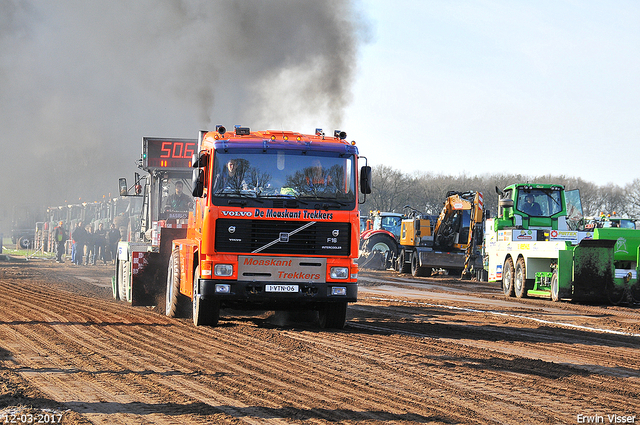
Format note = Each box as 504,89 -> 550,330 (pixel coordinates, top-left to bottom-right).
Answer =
214,264 -> 233,276
330,267 -> 349,279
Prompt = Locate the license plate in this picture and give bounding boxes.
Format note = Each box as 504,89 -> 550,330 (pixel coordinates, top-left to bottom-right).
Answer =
265,284 -> 299,293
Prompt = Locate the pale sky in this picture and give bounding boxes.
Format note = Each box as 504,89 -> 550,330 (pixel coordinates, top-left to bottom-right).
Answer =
345,1 -> 640,187
1,0 -> 638,221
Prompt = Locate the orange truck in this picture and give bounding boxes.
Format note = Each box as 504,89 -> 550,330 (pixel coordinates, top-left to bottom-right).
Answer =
116,127 -> 372,329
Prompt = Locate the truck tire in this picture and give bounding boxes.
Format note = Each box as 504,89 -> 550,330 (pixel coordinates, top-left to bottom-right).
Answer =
396,249 -> 411,274
319,302 -> 347,329
363,233 -> 397,259
192,267 -> 220,327
502,257 -> 515,297
514,257 -> 529,298
166,248 -> 188,318
411,251 -> 428,277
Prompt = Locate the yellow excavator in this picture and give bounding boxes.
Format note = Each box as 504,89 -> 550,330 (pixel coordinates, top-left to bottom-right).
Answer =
394,191 -> 485,279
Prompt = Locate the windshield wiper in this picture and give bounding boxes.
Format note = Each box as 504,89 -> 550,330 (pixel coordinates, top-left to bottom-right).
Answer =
215,191 -> 264,204
300,196 -> 349,205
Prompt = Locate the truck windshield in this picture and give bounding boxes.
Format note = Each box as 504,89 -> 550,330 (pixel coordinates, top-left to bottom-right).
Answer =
160,176 -> 194,219
211,149 -> 356,208
516,189 -> 563,217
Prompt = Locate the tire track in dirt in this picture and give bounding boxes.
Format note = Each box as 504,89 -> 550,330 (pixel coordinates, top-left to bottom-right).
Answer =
2,264 -> 639,424
1,279 -> 454,423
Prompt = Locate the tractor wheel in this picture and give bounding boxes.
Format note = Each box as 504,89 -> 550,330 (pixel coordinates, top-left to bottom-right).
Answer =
502,257 -> 515,297
363,234 -> 398,260
18,237 -> 31,249
411,251 -> 428,277
192,267 -> 220,327
514,257 -> 529,298
319,302 -> 347,329
397,249 -> 411,274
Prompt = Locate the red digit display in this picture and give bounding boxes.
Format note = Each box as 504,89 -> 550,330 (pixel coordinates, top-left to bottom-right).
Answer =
144,138 -> 198,169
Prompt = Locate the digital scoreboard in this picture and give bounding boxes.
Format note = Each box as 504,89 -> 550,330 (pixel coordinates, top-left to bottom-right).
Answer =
142,137 -> 198,169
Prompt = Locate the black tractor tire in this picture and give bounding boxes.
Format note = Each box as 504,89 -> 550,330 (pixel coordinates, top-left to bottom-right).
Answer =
411,251 -> 428,277
514,257 -> 529,298
397,249 -> 411,274
363,233 -> 398,259
18,237 -> 31,249
319,302 -> 348,329
192,266 -> 220,327
502,257 -> 515,297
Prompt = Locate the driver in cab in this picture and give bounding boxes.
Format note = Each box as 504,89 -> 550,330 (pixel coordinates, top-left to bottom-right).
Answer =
521,193 -> 542,216
164,181 -> 192,211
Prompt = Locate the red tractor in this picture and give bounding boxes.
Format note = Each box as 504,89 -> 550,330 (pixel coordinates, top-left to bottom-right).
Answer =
358,211 -> 402,269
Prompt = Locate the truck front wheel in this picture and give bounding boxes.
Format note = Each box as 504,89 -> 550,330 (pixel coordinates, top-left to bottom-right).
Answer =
319,302 -> 347,329
166,248 -> 188,318
502,257 -> 515,297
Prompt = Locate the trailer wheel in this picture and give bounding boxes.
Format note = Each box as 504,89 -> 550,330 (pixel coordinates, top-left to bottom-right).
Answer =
514,257 -> 529,298
192,267 -> 220,327
502,257 -> 515,297
550,270 -> 560,302
411,252 -> 428,277
166,248 -> 184,318
319,302 -> 347,329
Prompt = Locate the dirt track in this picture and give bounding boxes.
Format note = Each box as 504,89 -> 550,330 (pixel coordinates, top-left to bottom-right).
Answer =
1,259 -> 639,424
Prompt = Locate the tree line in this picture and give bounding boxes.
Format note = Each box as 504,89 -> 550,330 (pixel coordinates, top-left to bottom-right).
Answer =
360,165 -> 640,220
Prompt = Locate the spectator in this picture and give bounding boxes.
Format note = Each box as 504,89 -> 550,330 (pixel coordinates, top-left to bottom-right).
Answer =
108,222 -> 121,265
94,222 -> 107,265
53,221 -> 67,263
86,225 -> 95,265
71,222 -> 87,265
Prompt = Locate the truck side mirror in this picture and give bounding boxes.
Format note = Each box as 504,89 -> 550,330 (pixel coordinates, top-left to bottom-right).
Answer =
119,178 -> 128,196
192,169 -> 205,197
192,152 -> 209,168
360,166 -> 372,195
499,198 -> 514,208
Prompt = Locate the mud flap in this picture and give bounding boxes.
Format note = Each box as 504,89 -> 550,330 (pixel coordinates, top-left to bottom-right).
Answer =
572,239 -> 615,302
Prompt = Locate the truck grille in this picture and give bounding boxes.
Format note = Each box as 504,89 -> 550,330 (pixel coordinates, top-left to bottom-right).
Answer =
215,219 -> 350,256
